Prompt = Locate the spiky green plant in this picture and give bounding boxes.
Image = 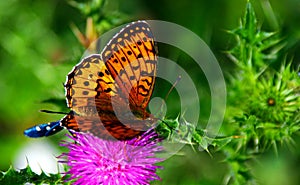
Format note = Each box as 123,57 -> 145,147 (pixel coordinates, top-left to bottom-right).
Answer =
0,166 -> 66,185
223,2 -> 300,184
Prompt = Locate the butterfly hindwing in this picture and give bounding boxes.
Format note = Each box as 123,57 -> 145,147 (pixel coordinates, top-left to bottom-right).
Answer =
65,54 -> 117,113
61,109 -> 147,140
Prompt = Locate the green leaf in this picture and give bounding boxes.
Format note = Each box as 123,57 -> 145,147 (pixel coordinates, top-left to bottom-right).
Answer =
243,1 -> 257,42
0,166 -> 65,185
227,2 -> 284,71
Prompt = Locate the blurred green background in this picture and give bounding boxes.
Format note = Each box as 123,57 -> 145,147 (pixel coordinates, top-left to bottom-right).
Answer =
0,0 -> 300,184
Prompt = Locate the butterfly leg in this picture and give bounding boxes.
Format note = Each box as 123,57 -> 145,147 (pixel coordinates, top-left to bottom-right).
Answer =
24,121 -> 64,138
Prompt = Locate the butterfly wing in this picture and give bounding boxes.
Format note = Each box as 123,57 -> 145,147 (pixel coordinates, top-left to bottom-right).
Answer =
101,21 -> 157,112
62,21 -> 157,140
65,21 -> 157,115
61,110 -> 144,140
63,54 -> 123,138
65,54 -> 117,113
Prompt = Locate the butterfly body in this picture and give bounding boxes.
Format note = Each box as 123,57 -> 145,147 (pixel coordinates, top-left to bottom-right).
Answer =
24,21 -> 157,140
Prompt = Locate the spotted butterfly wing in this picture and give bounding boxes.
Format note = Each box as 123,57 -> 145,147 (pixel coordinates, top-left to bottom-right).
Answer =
101,22 -> 157,110
24,21 -> 157,140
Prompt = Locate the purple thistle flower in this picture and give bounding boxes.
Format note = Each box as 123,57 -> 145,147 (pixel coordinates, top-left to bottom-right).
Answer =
59,129 -> 163,185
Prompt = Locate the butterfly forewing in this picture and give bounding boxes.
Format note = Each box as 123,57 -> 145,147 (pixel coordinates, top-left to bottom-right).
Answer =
101,21 -> 157,110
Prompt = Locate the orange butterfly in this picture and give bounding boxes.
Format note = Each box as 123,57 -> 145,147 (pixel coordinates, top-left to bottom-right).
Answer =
24,21 -> 158,140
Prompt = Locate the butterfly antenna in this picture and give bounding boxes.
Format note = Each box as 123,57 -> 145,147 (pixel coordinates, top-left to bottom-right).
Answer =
40,110 -> 68,115
164,75 -> 181,101
156,76 -> 182,118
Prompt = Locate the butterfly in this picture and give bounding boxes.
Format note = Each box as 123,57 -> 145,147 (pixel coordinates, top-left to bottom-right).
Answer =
24,20 -> 158,140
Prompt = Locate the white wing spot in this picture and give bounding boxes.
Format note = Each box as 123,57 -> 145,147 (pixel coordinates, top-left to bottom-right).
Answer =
46,126 -> 51,131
